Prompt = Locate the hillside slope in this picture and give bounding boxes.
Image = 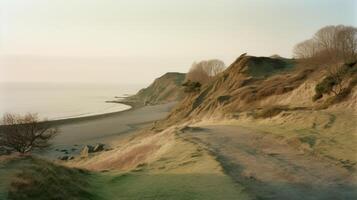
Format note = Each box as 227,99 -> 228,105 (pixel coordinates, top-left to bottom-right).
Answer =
124,72 -> 185,106
163,54 -> 357,124
147,54 -> 357,199
0,156 -> 95,200
47,54 -> 356,200
154,53 -> 357,168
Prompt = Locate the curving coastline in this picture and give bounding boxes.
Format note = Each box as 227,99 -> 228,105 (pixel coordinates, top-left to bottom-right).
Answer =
45,101 -> 136,126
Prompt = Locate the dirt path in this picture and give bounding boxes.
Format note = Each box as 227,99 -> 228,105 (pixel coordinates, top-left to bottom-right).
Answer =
181,125 -> 357,200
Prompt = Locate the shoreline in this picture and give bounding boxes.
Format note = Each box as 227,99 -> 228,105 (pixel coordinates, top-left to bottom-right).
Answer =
0,101 -> 145,128
36,101 -> 176,159
44,100 -> 143,126
1,100 -> 176,159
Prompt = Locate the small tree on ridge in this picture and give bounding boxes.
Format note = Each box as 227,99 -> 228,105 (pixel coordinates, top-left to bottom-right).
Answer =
185,59 -> 226,85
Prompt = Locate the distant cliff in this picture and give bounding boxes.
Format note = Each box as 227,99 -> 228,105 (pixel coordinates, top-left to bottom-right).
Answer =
125,72 -> 186,106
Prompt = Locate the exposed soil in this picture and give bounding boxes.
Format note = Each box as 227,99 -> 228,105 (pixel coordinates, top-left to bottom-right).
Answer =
181,125 -> 357,200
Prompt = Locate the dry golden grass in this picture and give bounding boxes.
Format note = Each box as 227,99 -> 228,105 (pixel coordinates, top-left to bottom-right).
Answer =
240,68 -> 313,102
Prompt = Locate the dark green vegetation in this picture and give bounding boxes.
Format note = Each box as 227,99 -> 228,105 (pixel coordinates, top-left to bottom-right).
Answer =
217,95 -> 231,104
313,61 -> 357,106
0,157 -> 94,200
243,56 -> 294,78
299,135 -> 317,148
182,80 -> 201,93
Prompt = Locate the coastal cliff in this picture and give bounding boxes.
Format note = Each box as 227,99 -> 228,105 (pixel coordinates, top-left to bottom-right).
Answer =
162,54 -> 357,124
124,72 -> 185,106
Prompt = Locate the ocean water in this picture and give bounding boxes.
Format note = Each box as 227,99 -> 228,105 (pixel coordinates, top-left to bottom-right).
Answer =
0,82 -> 142,120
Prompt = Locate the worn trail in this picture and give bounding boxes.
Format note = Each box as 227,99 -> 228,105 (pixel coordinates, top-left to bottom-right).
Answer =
182,125 -> 357,200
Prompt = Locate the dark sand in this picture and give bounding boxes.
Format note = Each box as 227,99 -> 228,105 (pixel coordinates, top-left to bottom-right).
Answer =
41,102 -> 176,158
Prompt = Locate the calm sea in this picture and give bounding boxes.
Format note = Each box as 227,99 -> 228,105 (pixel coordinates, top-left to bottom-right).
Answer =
0,82 -> 142,120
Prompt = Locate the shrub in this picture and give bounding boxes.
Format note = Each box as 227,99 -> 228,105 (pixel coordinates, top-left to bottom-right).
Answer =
299,135 -> 317,147
312,93 -> 323,101
182,80 -> 201,93
254,106 -> 289,118
313,62 -> 357,102
315,76 -> 338,96
217,95 -> 231,104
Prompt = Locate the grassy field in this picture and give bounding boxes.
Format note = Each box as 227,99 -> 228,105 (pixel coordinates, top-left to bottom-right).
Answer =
0,156 -> 29,200
92,172 -> 250,200
0,156 -> 250,200
0,156 -> 96,200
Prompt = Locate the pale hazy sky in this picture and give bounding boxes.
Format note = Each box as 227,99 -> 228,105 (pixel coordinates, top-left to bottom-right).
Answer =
0,0 -> 356,84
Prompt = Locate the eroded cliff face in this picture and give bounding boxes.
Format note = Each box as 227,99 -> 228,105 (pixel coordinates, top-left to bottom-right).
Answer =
150,54 -> 357,170
126,72 -> 186,106
162,54 -> 357,126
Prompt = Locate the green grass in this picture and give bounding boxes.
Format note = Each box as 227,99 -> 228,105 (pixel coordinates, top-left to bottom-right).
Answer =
1,157 -> 251,200
92,172 -> 251,200
0,157 -> 32,200
0,156 -> 96,200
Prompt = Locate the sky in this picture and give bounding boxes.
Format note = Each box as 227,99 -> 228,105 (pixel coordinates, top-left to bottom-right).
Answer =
0,0 -> 356,84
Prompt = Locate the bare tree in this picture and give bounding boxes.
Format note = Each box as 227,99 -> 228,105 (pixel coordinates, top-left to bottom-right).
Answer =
313,25 -> 340,56
293,25 -> 357,63
336,27 -> 357,61
185,59 -> 226,85
204,59 -> 226,77
293,39 -> 318,59
0,113 -> 58,154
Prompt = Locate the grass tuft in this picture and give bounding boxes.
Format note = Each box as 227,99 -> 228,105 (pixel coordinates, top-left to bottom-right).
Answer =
253,106 -> 289,118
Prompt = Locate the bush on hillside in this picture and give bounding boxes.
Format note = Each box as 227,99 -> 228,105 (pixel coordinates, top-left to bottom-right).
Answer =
217,95 -> 231,104
318,68 -> 357,108
182,80 -> 202,93
312,93 -> 323,101
315,76 -> 339,97
313,62 -> 357,102
254,106 -> 289,118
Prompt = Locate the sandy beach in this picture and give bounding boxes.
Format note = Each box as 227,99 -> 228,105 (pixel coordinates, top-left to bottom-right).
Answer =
40,102 -> 176,158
